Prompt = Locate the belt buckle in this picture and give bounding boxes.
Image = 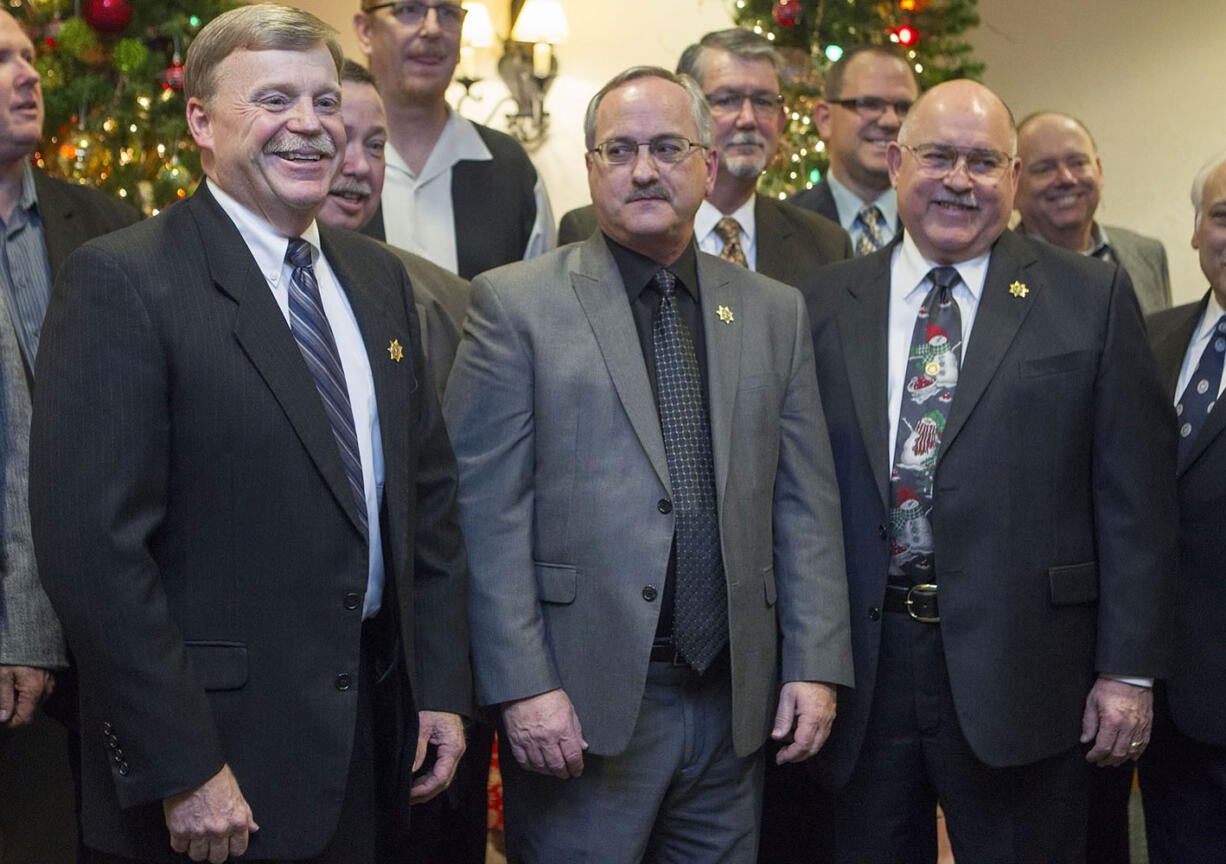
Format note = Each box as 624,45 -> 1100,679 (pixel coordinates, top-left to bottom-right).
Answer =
906,583 -> 940,623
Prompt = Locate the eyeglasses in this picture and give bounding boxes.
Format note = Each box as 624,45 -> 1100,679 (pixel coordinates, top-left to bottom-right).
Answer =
588,135 -> 706,166
828,96 -> 913,119
900,143 -> 1014,182
705,90 -> 785,117
362,1 -> 467,31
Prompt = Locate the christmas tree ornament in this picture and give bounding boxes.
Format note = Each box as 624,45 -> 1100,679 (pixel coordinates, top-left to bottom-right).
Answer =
163,51 -> 184,92
55,17 -> 96,59
112,37 -> 148,75
772,0 -> 802,27
83,0 -> 132,34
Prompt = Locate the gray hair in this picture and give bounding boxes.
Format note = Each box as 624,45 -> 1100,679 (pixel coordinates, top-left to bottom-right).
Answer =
583,66 -> 713,151
1191,152 -> 1226,229
676,28 -> 783,85
184,5 -> 343,103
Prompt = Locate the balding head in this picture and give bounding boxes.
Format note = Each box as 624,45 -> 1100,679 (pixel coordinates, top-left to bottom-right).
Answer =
888,80 -> 1020,264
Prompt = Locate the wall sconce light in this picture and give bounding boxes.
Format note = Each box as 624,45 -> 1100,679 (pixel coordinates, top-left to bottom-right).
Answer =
457,1 -> 496,92
498,0 -> 569,145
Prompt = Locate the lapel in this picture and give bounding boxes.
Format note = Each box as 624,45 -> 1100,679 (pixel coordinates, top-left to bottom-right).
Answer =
571,234 -> 671,490
697,253 -> 742,507
1161,294 -> 1226,477
189,184 -> 367,537
937,231 -> 1040,464
754,197 -> 791,282
32,169 -> 84,277
838,245 -> 895,509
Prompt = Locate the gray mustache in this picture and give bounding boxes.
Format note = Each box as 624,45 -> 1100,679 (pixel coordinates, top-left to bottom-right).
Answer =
266,133 -> 337,158
626,183 -> 672,203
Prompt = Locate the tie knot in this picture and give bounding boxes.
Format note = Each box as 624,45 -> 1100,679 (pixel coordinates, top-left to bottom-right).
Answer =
858,205 -> 883,230
287,237 -> 313,269
652,268 -> 677,298
714,217 -> 742,244
928,266 -> 960,295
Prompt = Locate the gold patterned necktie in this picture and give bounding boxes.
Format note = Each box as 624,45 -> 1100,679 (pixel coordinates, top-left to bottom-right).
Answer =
856,205 -> 887,257
713,217 -> 748,268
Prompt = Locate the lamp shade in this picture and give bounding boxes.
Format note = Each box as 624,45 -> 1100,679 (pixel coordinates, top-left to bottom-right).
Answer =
461,1 -> 495,48
510,0 -> 568,44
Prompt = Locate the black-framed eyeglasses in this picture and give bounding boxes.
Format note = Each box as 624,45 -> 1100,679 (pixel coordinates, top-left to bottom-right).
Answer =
828,96 -> 913,119
900,143 -> 1014,182
705,90 -> 785,117
362,1 -> 467,30
588,135 -> 707,166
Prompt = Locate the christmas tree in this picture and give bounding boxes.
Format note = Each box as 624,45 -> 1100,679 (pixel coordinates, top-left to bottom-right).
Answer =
16,0 -> 235,213
732,0 -> 985,198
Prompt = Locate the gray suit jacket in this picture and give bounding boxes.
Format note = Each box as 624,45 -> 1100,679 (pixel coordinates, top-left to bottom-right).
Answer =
0,171 -> 137,668
1106,223 -> 1171,316
556,197 -> 851,286
444,232 -> 853,759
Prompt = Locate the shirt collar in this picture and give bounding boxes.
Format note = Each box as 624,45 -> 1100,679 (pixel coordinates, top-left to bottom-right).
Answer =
207,178 -> 322,285
385,108 -> 493,185
827,171 -> 897,234
695,195 -> 756,247
1196,290 -> 1226,343
605,233 -> 700,305
18,161 -> 38,215
895,230 -> 990,303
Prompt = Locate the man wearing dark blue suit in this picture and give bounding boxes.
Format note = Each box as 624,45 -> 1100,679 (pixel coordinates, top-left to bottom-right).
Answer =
800,79 -> 1176,863
28,6 -> 469,862
1140,152 -> 1226,864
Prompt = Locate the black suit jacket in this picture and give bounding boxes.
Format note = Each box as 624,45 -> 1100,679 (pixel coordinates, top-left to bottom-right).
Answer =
555,197 -> 851,284
801,230 -> 1177,788
32,169 -> 140,279
28,183 -> 470,860
1148,296 -> 1226,747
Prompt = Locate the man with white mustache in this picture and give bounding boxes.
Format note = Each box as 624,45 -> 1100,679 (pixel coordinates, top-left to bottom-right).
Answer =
558,29 -> 851,286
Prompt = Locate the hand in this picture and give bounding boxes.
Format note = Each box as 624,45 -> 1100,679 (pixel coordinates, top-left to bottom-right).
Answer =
410,710 -> 467,804
1080,677 -> 1153,766
162,764 -> 258,863
501,688 -> 587,778
0,665 -> 55,726
772,681 -> 838,764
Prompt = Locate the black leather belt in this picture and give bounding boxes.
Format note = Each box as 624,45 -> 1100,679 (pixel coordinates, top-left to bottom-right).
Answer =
649,641 -> 689,666
884,583 -> 940,622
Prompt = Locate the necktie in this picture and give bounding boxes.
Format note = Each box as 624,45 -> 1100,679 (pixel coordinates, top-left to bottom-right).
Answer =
856,205 -> 887,257
1175,314 -> 1226,470
713,217 -> 748,268
651,268 -> 727,672
286,238 -> 367,531
888,266 -> 963,579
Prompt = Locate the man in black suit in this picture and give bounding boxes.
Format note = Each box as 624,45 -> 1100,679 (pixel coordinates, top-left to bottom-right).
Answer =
556,29 -> 850,279
789,45 -> 918,256
800,79 -> 1175,863
28,6 -> 470,862
1140,151 -> 1226,864
0,9 -> 138,859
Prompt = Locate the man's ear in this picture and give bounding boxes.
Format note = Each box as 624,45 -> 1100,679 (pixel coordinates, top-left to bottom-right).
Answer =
353,12 -> 373,55
186,97 -> 213,151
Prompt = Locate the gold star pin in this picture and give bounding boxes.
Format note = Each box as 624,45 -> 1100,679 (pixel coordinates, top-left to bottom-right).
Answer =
1009,281 -> 1029,298
716,305 -> 734,324
388,339 -> 403,362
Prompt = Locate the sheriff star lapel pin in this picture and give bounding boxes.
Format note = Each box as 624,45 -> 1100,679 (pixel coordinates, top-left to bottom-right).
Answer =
1009,281 -> 1029,298
388,339 -> 403,362
716,305 -> 734,324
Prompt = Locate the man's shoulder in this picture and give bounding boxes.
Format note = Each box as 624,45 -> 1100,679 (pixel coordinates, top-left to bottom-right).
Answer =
1103,223 -> 1167,263
760,195 -> 847,242
1147,298 -> 1202,334
787,179 -> 838,220
467,121 -> 536,173
34,169 -> 140,228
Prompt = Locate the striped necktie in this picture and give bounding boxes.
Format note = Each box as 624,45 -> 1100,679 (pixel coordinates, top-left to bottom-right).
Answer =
856,205 -> 887,256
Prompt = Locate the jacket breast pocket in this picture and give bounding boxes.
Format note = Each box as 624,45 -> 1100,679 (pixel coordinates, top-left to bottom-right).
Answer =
1048,562 -> 1099,606
534,562 -> 577,605
185,641 -> 248,691
1018,350 -> 1096,379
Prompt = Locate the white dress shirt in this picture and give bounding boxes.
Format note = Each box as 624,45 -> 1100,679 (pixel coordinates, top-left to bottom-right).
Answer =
1175,289 -> 1226,404
210,181 -> 387,618
696,196 -> 757,271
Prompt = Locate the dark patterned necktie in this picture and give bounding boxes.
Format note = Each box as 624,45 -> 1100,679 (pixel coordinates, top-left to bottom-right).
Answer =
1175,314 -> 1226,471
651,268 -> 727,671
714,217 -> 748,268
888,266 -> 963,579
286,238 -> 367,531
856,205 -> 887,257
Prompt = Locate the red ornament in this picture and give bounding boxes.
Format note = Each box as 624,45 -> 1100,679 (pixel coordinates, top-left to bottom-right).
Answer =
83,0 -> 132,33
163,54 -> 185,92
895,25 -> 918,46
772,0 -> 803,27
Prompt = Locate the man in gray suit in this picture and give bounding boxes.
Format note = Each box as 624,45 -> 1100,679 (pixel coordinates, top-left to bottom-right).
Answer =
557,29 -> 851,282
445,66 -> 852,861
1016,111 -> 1171,316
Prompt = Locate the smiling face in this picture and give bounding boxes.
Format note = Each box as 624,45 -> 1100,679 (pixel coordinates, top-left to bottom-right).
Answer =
318,80 -> 387,230
1015,113 -> 1103,250
187,45 -> 344,236
1194,160 -> 1226,309
888,80 -> 1019,264
354,4 -> 460,108
0,13 -> 43,165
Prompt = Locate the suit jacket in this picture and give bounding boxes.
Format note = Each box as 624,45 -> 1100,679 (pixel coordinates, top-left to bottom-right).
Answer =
444,232 -> 853,759
0,170 -> 137,669
1106,223 -> 1171,316
28,183 -> 470,860
801,230 -> 1177,788
1148,296 -> 1226,747
555,197 -> 852,285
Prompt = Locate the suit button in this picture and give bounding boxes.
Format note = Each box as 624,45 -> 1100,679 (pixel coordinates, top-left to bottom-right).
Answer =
117,762 -> 129,776
113,748 -> 123,759
107,735 -> 118,749
335,673 -> 353,691
868,607 -> 881,621
102,722 -> 113,735
657,499 -> 672,514
343,592 -> 361,610
642,585 -> 658,602
877,524 -> 888,539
